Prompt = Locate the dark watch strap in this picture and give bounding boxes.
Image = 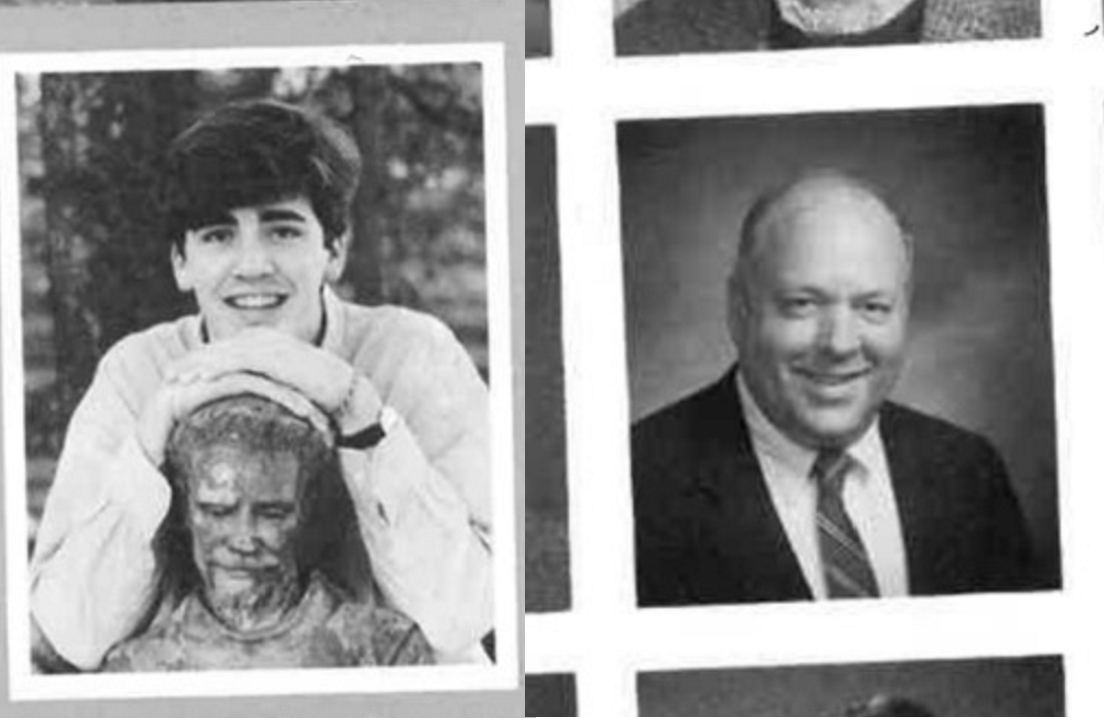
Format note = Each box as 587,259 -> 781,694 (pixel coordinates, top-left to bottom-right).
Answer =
336,422 -> 386,450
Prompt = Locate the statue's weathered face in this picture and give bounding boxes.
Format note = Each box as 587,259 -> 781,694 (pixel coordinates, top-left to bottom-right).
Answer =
185,442 -> 307,633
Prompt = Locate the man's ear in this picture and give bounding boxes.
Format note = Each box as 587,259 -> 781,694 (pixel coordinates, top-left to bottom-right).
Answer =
171,243 -> 193,292
323,233 -> 349,284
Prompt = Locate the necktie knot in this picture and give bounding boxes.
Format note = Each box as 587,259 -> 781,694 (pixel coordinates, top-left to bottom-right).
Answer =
811,448 -> 853,496
812,447 -> 879,598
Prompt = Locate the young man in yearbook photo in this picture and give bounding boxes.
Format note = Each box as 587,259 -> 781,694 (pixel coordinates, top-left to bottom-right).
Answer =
632,170 -> 1045,607
28,97 -> 493,672
615,0 -> 1040,56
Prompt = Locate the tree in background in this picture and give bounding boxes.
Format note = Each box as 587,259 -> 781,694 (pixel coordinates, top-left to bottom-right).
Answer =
19,64 -> 487,543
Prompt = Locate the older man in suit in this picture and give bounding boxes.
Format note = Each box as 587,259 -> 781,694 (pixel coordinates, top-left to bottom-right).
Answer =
632,172 -> 1041,607
615,0 -> 1040,56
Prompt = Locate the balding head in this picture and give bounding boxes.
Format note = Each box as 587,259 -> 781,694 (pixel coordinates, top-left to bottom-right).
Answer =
733,171 -> 912,304
727,171 -> 913,449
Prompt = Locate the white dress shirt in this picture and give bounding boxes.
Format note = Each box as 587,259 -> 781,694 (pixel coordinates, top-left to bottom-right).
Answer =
737,374 -> 910,599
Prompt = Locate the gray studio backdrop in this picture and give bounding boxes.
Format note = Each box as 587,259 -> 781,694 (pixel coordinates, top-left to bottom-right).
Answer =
525,125 -> 571,614
637,655 -> 1065,716
618,104 -> 1060,588
0,0 -> 523,716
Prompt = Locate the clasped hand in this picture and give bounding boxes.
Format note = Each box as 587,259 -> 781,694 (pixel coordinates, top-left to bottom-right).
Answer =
137,328 -> 379,466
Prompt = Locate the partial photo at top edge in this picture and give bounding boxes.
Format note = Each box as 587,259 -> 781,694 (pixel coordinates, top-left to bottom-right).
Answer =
612,0 -> 1041,56
526,0 -> 1043,61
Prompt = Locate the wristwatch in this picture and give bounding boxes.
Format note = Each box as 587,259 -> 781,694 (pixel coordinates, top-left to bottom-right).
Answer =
336,405 -> 399,450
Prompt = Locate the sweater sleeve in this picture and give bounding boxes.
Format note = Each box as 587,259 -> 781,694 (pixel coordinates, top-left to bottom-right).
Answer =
29,341 -> 172,671
337,311 -> 494,658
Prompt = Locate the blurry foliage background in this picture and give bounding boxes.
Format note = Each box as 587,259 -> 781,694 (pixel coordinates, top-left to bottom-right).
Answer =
19,65 -> 487,540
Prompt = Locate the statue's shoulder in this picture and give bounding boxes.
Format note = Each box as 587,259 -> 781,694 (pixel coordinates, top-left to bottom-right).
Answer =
324,591 -> 434,666
100,614 -> 189,673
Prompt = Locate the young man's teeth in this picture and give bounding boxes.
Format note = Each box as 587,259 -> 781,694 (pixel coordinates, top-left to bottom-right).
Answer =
229,294 -> 281,309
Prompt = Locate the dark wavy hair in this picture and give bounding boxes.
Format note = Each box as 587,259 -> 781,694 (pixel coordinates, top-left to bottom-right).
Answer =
160,99 -> 362,253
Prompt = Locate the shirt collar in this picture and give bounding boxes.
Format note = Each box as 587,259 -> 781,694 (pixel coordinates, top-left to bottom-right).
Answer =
735,370 -> 883,484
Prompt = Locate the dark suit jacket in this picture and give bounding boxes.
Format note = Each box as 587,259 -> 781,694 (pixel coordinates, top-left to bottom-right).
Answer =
615,0 -> 1040,56
632,367 -> 1043,606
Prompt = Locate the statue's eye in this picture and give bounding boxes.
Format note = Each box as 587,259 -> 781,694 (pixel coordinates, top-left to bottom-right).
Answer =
198,502 -> 235,519
256,504 -> 295,521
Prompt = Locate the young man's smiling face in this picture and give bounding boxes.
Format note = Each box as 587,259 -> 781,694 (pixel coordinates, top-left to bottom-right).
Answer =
172,196 -> 346,343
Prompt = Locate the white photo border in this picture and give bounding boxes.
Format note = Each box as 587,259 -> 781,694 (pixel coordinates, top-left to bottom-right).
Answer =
0,41 -> 517,702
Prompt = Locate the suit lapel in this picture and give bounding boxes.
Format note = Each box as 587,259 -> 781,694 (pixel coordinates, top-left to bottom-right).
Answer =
689,369 -> 813,603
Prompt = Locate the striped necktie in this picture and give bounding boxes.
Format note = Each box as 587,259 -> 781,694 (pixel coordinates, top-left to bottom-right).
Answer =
812,449 -> 880,599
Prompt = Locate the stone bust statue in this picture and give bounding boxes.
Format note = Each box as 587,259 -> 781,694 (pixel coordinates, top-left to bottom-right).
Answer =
103,393 -> 433,671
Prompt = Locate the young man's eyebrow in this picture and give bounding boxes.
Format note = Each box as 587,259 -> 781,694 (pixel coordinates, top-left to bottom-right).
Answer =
259,208 -> 309,223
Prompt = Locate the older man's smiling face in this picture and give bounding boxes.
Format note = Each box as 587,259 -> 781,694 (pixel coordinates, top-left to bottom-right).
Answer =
171,196 -> 346,343
730,179 -> 911,449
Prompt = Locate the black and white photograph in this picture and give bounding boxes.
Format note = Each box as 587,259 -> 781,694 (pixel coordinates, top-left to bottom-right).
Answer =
0,44 -> 515,699
622,104 -> 1060,609
637,655 -> 1065,715
614,0 -> 1042,57
527,0 -> 553,58
526,673 -> 578,717
526,125 -> 571,614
